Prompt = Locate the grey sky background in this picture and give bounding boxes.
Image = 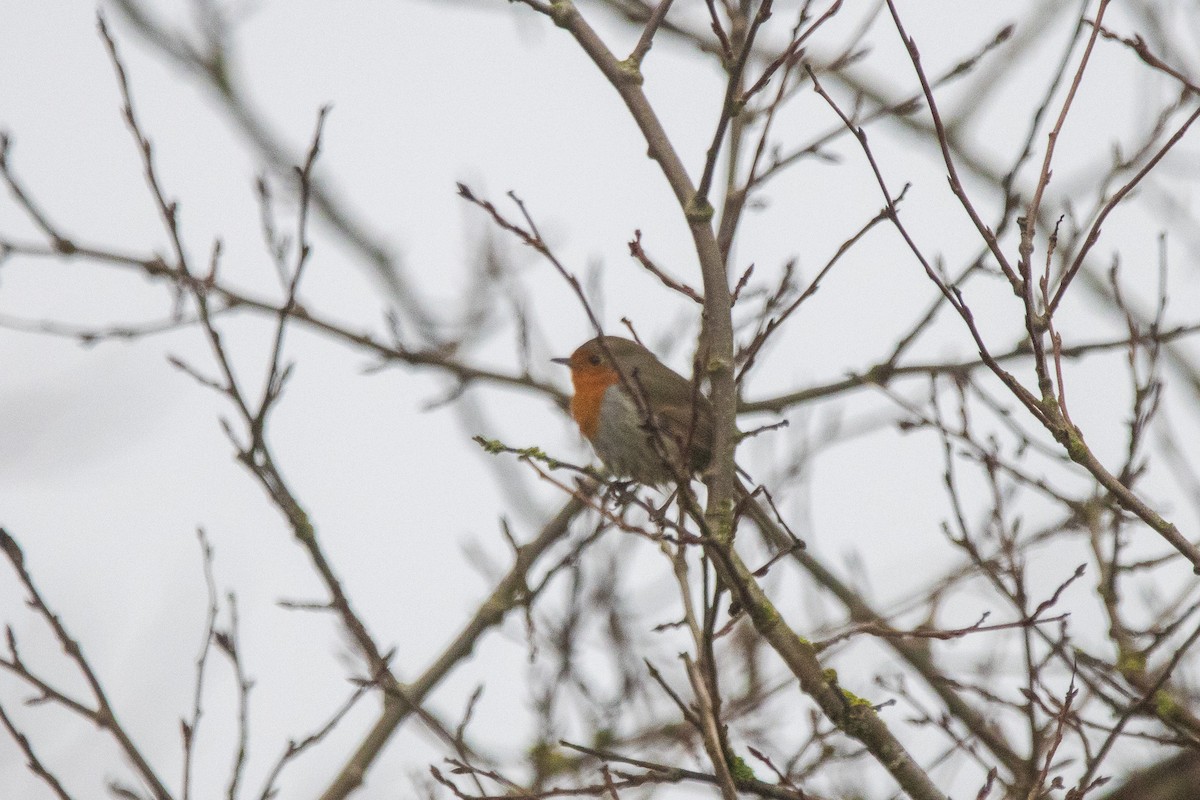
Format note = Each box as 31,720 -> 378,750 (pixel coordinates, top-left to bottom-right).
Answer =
3,1 -> 1200,798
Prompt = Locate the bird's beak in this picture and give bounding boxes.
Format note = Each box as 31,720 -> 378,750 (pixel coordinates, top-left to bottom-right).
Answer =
551,357 -> 571,366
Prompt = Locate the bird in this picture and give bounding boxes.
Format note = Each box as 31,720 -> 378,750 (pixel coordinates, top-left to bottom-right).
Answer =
553,335 -> 714,486
554,335 -> 806,558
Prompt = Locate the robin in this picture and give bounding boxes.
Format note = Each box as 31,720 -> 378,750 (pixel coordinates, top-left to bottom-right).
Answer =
553,336 -> 714,485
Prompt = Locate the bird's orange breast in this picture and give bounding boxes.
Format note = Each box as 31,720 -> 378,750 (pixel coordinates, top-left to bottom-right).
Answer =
569,367 -> 621,439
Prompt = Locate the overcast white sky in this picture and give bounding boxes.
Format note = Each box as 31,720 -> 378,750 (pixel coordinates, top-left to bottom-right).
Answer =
3,2 -> 1200,798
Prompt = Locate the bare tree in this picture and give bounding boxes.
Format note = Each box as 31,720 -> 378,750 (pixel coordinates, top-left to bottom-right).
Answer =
3,1 -> 1200,799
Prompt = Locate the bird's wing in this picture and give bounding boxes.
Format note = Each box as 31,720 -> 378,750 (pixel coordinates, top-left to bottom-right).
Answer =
649,378 -> 714,470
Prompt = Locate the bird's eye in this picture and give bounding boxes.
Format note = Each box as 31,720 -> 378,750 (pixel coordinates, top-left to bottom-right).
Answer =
588,354 -> 602,366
